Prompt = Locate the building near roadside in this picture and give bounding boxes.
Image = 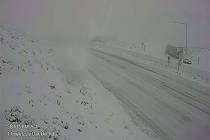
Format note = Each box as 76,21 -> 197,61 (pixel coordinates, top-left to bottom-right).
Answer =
165,44 -> 184,59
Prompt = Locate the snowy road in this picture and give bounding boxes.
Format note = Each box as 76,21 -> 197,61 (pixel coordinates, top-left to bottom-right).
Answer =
89,48 -> 210,140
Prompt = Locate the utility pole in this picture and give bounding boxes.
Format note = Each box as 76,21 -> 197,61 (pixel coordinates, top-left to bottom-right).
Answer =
185,23 -> 188,49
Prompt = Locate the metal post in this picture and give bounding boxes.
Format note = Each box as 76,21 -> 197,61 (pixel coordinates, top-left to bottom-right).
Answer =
185,23 -> 187,49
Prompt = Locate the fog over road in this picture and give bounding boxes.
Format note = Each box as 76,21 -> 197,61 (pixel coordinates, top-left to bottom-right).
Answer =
89,47 -> 210,140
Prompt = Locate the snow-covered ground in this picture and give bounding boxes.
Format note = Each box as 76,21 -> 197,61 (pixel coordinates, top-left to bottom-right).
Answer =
91,40 -> 210,86
0,27 -> 150,140
89,45 -> 210,140
1,26 -> 210,140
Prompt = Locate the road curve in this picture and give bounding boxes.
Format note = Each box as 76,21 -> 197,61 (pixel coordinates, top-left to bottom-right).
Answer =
89,48 -> 210,140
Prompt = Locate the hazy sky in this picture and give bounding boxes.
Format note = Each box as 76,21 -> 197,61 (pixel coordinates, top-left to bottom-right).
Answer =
0,0 -> 210,48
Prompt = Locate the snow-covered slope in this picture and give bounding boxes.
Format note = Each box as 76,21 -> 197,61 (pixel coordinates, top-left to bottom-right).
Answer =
0,27 -> 150,140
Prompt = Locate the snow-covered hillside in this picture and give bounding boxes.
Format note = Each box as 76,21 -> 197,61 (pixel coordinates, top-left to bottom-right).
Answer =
0,27 -> 150,140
